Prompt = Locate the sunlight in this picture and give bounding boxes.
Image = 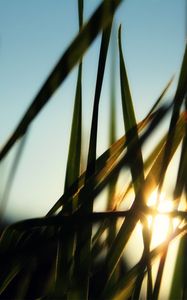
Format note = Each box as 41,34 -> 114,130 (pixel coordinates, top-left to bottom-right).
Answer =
147,190 -> 178,248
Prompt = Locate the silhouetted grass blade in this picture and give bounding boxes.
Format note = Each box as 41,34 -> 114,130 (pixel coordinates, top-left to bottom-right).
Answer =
54,1 -> 83,297
73,16 -> 113,299
0,0 -> 124,163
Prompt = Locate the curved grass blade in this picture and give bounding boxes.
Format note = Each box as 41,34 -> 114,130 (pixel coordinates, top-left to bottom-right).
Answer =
158,44 -> 187,192
0,0 -> 124,163
47,91 -> 172,217
119,25 -> 153,298
48,105 -> 170,221
55,1 -> 83,297
91,131 -> 168,252
101,225 -> 187,300
151,43 -> 187,296
101,112 -> 185,292
0,131 -> 29,219
73,14 -> 113,299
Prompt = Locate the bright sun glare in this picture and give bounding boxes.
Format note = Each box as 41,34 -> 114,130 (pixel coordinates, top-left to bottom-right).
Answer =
147,190 -> 178,248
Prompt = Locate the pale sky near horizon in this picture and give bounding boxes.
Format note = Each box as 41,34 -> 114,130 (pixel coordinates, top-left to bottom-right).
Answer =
0,0 -> 185,220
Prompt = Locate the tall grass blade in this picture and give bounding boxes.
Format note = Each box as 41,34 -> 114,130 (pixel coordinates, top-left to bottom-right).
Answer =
118,25 -> 144,193
55,1 -> 83,297
0,0 -> 124,163
151,45 -> 187,298
102,225 -> 187,300
101,112 -> 185,291
158,44 -> 187,191
48,105 -> 170,219
118,25 -> 153,298
47,80 -> 173,217
73,14 -> 113,299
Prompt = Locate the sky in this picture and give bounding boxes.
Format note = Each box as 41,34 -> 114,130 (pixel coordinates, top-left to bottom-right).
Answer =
0,0 -> 185,220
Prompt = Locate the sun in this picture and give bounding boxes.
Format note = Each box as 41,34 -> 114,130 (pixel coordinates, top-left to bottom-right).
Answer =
147,190 -> 177,248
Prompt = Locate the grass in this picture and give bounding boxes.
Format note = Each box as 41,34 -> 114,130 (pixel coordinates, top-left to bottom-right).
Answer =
0,0 -> 187,299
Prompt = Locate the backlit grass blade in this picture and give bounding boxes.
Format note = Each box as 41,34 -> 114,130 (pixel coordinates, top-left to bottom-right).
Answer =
173,109 -> 187,201
91,133 -> 168,252
169,103 -> 187,300
73,15 -> 113,299
158,44 -> 187,192
151,44 -> 187,296
146,76 -> 174,119
55,1 -> 83,297
48,105 -> 170,219
152,247 -> 168,300
0,0 -> 124,163
101,225 -> 187,300
47,90 -> 172,217
101,112 -> 185,292
169,236 -> 186,300
118,25 -> 144,193
64,63 -> 82,195
105,32 -> 120,287
118,25 -> 153,297
0,131 -> 29,218
107,26 -> 118,249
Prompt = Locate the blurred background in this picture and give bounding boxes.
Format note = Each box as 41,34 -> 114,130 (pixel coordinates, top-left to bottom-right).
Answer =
0,0 -> 185,221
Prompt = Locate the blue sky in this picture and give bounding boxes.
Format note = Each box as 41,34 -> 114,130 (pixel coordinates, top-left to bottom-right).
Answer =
0,0 -> 185,220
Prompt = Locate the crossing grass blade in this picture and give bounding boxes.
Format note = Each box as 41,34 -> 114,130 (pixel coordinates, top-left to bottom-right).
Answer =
101,224 -> 187,300
47,75 -> 173,217
119,25 -> 153,298
0,3 -> 185,298
150,44 -> 187,299
0,0 -> 124,163
72,14 -> 114,298
54,0 -> 83,297
101,111 -> 185,292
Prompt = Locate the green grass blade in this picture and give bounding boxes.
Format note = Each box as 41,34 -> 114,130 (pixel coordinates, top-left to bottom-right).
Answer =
102,225 -> 187,300
48,105 -> 170,219
169,236 -> 186,300
151,44 -> 187,295
0,0 -> 124,163
0,132 -> 29,218
64,64 -> 82,194
72,15 -> 113,299
146,76 -> 174,119
78,0 -> 83,29
101,112 -> 185,292
118,25 -> 153,297
118,25 -> 144,193
55,1 -> 83,297
158,44 -> 187,191
107,25 -> 118,249
47,92 -> 170,217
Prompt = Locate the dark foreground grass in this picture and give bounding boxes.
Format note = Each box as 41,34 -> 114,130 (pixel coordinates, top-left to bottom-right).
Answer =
0,1 -> 187,299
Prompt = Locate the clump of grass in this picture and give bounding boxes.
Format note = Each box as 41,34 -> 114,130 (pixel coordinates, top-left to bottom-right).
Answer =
0,0 -> 187,299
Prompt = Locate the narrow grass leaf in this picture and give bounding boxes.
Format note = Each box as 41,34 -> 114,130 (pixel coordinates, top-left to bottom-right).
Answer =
0,0 -> 124,162
0,131 -> 29,218
118,25 -> 144,193
55,1 -> 83,297
73,15 -> 113,299
101,112 -> 185,291
102,225 -> 187,300
119,25 -> 153,297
